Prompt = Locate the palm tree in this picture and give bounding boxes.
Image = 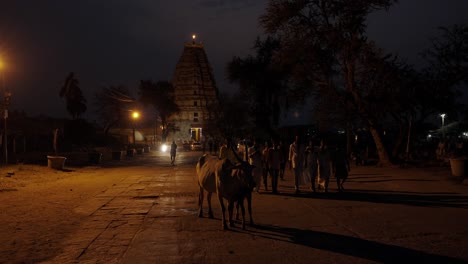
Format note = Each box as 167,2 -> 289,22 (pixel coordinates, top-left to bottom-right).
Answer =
59,72 -> 87,119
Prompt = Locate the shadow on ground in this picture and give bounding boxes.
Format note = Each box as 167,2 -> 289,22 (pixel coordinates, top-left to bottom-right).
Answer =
247,224 -> 468,264
272,186 -> 468,208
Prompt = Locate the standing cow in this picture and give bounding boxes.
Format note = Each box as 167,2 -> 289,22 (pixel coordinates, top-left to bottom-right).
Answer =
197,154 -> 255,230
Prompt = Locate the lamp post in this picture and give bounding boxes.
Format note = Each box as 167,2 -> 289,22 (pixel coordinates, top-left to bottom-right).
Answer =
132,111 -> 140,146
440,113 -> 446,139
0,57 -> 9,165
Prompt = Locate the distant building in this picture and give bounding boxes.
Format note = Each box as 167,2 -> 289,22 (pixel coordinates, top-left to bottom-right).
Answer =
168,39 -> 219,143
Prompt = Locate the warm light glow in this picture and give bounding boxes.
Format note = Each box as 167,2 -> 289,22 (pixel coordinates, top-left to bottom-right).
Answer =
132,111 -> 140,119
192,34 -> 196,40
161,144 -> 168,152
0,58 -> 4,70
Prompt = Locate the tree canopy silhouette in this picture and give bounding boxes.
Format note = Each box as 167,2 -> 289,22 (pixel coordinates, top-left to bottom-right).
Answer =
260,0 -> 398,166
59,72 -> 87,120
93,85 -> 134,135
138,80 -> 179,142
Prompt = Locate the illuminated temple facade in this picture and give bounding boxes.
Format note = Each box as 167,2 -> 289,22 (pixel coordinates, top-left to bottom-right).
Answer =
167,39 -> 219,143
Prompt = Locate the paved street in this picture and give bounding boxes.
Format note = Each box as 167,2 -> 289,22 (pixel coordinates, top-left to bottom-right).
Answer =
1,150 -> 468,263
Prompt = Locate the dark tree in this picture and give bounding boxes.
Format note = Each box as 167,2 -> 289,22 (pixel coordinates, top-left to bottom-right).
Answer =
59,72 -> 87,119
138,80 -> 179,142
216,92 -> 251,139
227,37 -> 288,136
420,24 -> 468,120
94,85 -> 134,135
260,0 -> 397,166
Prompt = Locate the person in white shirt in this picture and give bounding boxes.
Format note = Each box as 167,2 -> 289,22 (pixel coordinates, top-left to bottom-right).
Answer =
248,140 -> 262,193
289,136 -> 304,194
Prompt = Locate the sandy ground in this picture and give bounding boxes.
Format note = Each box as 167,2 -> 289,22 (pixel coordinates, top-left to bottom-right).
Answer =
0,163 -> 125,263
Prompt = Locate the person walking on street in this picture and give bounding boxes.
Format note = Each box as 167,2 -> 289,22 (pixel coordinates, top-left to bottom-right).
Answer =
248,140 -> 262,193
268,140 -> 283,194
305,140 -> 318,192
262,141 -> 271,191
317,140 -> 332,192
333,147 -> 350,192
170,141 -> 177,165
289,136 -> 304,194
219,138 -> 238,163
279,140 -> 288,181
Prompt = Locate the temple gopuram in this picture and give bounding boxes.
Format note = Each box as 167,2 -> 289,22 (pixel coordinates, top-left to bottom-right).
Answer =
167,36 -> 219,143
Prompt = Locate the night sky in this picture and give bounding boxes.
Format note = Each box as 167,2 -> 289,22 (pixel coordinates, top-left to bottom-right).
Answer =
0,0 -> 467,120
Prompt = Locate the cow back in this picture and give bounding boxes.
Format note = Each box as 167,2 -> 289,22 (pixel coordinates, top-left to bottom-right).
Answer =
197,154 -> 222,193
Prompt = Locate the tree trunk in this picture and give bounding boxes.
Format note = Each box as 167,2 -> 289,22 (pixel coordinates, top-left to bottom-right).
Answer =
392,124 -> 405,159
369,126 -> 392,166
53,128 -> 59,156
346,121 -> 353,158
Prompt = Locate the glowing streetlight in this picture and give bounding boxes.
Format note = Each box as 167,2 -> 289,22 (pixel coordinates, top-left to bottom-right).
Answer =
440,113 -> 446,127
132,111 -> 140,146
440,113 -> 446,139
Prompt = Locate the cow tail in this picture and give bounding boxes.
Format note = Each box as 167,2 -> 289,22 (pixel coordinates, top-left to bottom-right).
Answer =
196,154 -> 207,176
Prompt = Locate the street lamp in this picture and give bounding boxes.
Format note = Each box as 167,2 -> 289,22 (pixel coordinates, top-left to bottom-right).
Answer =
132,111 -> 140,146
440,113 -> 446,139
0,57 -> 9,165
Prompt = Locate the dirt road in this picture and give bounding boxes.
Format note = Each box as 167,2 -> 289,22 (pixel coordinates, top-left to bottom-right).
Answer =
1,151 -> 467,263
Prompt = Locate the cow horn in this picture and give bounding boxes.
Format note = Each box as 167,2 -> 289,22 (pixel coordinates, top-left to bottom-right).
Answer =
229,144 -> 244,164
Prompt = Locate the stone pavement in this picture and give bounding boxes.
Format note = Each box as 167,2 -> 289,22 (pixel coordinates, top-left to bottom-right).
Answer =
37,151 -> 468,263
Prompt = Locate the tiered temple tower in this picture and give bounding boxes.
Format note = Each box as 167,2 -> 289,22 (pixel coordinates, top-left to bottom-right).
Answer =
168,37 -> 219,143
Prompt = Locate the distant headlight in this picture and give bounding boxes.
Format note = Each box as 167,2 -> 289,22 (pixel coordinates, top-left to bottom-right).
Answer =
161,144 -> 168,152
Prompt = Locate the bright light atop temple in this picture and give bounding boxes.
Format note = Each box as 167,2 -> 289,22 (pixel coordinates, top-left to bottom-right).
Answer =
192,34 -> 196,40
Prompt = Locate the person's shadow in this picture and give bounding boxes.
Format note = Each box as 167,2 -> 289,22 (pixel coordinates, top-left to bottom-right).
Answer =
245,224 -> 467,263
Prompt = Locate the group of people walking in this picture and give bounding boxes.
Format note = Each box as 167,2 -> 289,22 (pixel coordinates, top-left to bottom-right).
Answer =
238,135 -> 351,195
289,136 -> 350,194
170,135 -> 351,194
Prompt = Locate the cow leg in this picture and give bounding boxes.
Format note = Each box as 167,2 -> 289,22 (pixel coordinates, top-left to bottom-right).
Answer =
198,187 -> 204,217
239,198 -> 246,230
207,192 -> 214,219
246,193 -> 254,226
218,193 -> 228,230
228,201 -> 235,228
235,200 -> 240,221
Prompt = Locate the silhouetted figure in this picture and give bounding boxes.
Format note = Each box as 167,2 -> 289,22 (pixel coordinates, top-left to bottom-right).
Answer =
268,140 -> 283,194
248,140 -> 262,193
262,141 -> 271,191
317,140 -> 332,192
305,140 -> 318,192
289,136 -> 305,194
279,140 -> 288,180
170,141 -> 177,165
219,138 -> 237,163
333,147 -> 350,192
